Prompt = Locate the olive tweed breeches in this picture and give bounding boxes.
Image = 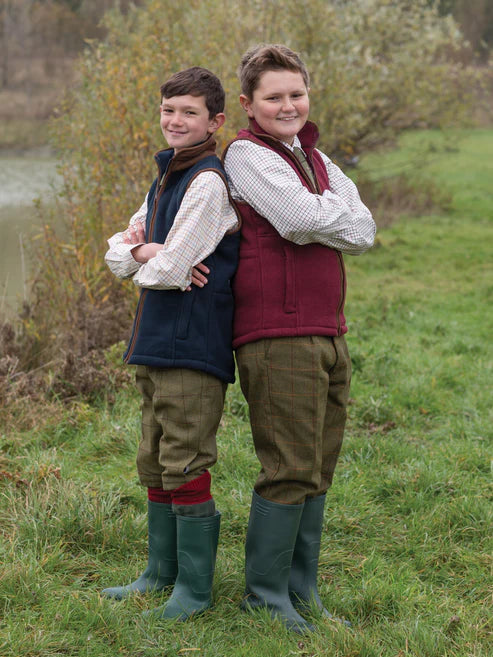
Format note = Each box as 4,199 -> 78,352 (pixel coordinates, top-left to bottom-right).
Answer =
236,336 -> 351,505
135,365 -> 226,490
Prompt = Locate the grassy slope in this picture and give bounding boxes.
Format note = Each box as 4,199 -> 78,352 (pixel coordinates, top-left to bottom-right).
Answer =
0,130 -> 492,656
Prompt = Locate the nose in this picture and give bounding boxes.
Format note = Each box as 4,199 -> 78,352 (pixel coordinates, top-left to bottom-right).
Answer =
169,113 -> 184,126
280,97 -> 295,113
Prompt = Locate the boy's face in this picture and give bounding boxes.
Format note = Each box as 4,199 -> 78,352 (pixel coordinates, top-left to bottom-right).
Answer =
159,94 -> 225,151
240,70 -> 309,145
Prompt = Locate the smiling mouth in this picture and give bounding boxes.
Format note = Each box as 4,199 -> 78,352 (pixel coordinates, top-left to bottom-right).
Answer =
277,116 -> 298,121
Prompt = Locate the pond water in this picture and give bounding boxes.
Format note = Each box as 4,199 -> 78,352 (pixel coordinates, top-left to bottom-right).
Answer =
0,148 -> 61,316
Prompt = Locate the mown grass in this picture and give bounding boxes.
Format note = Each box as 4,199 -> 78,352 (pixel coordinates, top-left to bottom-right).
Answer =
1,129 -> 492,656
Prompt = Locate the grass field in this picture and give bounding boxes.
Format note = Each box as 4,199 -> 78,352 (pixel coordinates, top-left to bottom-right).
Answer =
1,129 -> 492,656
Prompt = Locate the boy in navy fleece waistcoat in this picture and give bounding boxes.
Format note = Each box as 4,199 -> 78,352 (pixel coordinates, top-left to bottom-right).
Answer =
103,67 -> 239,621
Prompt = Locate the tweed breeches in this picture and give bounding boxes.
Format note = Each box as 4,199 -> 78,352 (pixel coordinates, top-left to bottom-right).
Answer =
236,336 -> 351,504
135,365 -> 227,490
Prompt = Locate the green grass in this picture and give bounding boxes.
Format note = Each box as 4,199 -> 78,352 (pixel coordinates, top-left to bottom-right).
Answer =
1,129 -> 492,656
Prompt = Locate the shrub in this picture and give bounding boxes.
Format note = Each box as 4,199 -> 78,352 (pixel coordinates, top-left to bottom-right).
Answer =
4,0 -> 487,397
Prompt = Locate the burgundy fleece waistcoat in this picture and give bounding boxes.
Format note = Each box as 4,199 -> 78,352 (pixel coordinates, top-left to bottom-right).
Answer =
225,120 -> 347,349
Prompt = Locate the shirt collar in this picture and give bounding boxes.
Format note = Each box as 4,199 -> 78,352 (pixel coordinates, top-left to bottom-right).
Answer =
281,135 -> 301,152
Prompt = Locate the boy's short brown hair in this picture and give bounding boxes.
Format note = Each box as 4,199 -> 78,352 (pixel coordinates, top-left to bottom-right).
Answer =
160,66 -> 225,118
238,44 -> 310,99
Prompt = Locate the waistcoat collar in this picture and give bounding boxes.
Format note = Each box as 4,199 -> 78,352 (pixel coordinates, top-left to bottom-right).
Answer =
155,134 -> 218,174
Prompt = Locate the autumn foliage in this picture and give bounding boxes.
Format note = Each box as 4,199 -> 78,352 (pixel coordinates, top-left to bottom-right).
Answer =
2,0 -> 489,404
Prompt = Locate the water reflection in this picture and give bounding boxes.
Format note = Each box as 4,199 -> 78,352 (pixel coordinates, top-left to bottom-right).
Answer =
0,149 -> 61,315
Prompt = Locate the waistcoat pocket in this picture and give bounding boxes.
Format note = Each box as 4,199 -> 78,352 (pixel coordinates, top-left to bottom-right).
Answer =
283,245 -> 296,313
176,290 -> 195,340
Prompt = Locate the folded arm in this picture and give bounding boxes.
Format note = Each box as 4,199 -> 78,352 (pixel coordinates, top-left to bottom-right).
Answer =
224,140 -> 376,254
104,196 -> 148,279
131,171 -> 238,291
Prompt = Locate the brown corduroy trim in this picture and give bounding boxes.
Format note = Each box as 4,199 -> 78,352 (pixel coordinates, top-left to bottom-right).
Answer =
155,134 -> 218,173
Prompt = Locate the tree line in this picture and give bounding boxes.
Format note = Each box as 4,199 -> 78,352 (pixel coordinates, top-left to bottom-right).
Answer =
1,0 -> 491,399
0,0 -> 491,103
0,0 -> 143,97
437,0 -> 493,60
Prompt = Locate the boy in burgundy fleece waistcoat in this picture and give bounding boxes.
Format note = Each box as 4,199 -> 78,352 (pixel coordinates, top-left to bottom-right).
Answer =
222,44 -> 376,633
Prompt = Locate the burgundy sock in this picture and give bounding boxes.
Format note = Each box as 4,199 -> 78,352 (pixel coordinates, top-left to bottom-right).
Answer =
170,470 -> 212,506
147,487 -> 172,504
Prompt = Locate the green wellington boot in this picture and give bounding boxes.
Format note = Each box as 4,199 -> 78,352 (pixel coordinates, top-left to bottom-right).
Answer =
241,491 -> 316,634
289,494 -> 350,626
144,511 -> 220,621
102,501 -> 177,600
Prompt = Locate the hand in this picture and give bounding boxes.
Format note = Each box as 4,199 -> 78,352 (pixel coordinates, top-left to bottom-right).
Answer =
186,262 -> 210,291
123,223 -> 146,245
123,222 -> 163,264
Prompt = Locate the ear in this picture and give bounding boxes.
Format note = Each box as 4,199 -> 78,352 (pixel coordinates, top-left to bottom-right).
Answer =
239,94 -> 254,118
208,112 -> 226,133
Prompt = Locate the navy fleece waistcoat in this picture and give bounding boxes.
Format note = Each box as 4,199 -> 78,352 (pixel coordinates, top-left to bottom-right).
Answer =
124,146 -> 239,383
223,120 -> 347,350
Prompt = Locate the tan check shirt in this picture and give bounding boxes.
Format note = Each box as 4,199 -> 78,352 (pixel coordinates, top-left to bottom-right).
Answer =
223,135 -> 376,254
105,171 -> 239,291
